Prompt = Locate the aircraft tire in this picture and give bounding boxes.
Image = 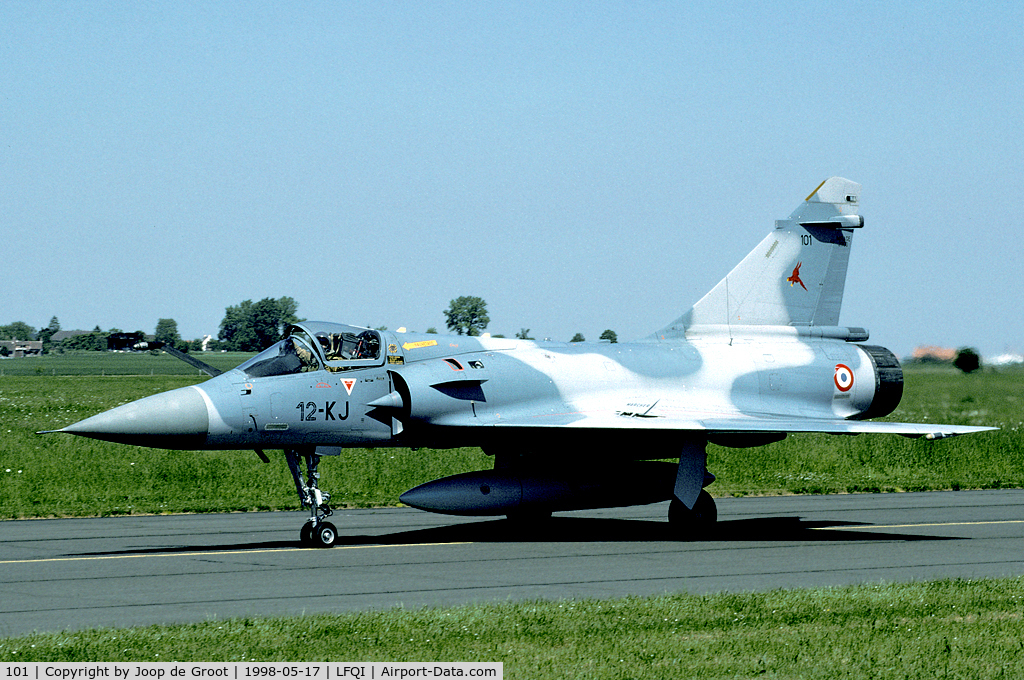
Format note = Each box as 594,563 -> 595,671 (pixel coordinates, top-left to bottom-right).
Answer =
300,522 -> 314,546
668,490 -> 717,539
314,522 -> 337,548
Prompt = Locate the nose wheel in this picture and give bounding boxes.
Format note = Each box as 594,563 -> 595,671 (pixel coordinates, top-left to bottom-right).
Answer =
300,518 -> 337,548
286,448 -> 337,548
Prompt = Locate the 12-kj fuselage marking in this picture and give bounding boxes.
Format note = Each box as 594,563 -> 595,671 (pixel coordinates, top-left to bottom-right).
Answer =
296,401 -> 349,421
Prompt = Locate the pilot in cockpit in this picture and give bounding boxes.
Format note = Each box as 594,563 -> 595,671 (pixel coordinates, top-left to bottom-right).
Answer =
352,330 -> 380,360
316,330 -> 380,363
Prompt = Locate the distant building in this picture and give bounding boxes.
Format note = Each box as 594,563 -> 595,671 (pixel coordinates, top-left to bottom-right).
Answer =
910,346 -> 957,363
0,340 -> 43,357
987,352 -> 1024,366
50,330 -> 94,344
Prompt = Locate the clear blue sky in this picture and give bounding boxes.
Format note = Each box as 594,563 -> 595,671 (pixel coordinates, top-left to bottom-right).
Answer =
3,2 -> 1022,359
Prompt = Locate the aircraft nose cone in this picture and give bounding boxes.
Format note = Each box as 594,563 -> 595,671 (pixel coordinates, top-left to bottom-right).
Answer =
57,386 -> 210,449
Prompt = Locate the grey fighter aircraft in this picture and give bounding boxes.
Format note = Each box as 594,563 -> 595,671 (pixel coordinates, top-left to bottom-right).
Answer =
43,178 -> 995,546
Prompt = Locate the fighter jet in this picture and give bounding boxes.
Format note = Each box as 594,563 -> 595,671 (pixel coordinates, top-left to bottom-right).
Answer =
42,178 -> 995,546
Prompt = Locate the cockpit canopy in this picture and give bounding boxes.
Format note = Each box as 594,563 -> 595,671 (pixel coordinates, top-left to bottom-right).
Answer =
235,322 -> 384,379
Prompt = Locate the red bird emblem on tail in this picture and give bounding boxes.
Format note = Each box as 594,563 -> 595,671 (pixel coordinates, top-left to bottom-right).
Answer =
786,262 -> 807,291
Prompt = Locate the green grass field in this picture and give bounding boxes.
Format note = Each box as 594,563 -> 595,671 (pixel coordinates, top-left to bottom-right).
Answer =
0,351 -> 253,376
2,578 -> 1022,678
0,357 -> 1021,518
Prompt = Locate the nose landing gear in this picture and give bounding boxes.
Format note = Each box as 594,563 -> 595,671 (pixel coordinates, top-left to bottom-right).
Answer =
286,448 -> 337,548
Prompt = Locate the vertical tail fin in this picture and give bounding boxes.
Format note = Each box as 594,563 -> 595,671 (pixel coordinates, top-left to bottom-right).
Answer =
656,177 -> 863,338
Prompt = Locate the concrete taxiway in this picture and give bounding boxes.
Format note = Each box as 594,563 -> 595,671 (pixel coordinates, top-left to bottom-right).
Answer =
2,489 -> 1022,637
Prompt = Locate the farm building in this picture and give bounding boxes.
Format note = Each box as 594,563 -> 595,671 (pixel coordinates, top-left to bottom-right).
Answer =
0,340 -> 42,357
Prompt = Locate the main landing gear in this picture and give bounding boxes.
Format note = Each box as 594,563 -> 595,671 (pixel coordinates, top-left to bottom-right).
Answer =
669,439 -> 718,540
668,489 -> 717,539
286,448 -> 337,548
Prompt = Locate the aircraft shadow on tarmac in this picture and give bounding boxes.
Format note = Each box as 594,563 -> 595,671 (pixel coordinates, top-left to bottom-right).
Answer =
70,515 -> 955,558
347,515 -> 958,546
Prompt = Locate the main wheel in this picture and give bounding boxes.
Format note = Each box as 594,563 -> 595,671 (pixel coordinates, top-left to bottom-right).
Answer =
313,521 -> 337,548
668,490 -> 717,540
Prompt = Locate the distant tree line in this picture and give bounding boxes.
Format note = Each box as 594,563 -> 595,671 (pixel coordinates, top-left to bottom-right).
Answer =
217,296 -> 301,352
442,297 -> 618,343
444,296 -> 490,336
4,294 -> 622,356
0,321 -> 36,341
1,296 -> 302,356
